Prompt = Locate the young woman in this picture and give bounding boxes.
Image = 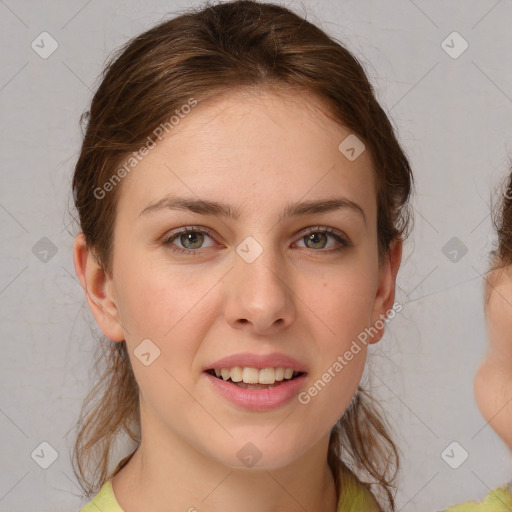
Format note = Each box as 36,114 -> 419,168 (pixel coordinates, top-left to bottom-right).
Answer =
71,1 -> 413,511
440,170 -> 512,511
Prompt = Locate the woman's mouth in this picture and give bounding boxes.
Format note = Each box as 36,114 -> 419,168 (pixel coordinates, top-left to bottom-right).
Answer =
203,367 -> 308,410
205,366 -> 305,389
202,355 -> 308,411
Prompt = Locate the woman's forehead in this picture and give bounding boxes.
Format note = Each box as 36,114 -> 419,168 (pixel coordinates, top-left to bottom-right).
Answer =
116,90 -> 376,217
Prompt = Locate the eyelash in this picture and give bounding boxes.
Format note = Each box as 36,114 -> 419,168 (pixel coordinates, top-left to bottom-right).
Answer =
161,225 -> 351,256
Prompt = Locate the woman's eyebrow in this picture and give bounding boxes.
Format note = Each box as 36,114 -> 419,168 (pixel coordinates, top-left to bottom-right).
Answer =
138,195 -> 366,225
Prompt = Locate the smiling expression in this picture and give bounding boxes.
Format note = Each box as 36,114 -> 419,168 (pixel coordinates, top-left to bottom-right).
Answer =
89,87 -> 395,469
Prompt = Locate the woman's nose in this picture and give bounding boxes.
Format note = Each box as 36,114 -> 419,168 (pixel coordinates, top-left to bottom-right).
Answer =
224,238 -> 296,334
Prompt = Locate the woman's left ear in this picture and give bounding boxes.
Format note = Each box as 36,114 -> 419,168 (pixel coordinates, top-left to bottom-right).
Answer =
368,239 -> 402,344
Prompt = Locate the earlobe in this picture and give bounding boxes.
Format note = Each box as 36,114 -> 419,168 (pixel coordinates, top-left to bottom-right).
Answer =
368,239 -> 403,345
73,233 -> 125,342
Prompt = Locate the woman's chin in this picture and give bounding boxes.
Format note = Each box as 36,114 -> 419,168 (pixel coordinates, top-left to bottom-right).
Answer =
205,441 -> 307,472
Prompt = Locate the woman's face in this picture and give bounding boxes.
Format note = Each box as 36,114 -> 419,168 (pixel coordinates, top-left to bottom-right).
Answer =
475,263 -> 512,448
78,88 -> 399,470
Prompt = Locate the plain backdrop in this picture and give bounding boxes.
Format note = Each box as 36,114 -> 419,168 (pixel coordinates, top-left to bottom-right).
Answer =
1,0 -> 511,510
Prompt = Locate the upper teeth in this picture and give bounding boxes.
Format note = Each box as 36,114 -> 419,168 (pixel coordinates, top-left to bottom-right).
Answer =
213,367 -> 299,384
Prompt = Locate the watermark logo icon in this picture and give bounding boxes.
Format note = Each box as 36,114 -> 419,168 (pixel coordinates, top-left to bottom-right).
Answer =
338,134 -> 365,161
236,442 -> 263,468
31,441 -> 59,469
441,32 -> 468,59
32,237 -> 58,263
441,441 -> 468,469
134,338 -> 161,366
31,32 -> 59,59
236,236 -> 263,263
441,236 -> 468,263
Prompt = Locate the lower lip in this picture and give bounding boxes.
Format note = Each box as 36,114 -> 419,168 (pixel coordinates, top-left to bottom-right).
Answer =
203,372 -> 308,411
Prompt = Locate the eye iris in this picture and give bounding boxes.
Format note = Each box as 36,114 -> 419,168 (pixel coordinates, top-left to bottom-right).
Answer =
181,231 -> 204,249
173,230 -> 337,251
305,232 -> 327,249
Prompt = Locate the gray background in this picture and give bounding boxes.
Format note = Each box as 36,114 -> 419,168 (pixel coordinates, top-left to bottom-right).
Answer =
1,0 -> 511,510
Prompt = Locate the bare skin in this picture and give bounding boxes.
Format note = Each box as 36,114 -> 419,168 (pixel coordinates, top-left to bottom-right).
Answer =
74,88 -> 401,512
475,263 -> 512,448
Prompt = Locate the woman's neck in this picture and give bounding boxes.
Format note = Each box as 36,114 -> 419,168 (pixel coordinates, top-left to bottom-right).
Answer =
111,428 -> 338,512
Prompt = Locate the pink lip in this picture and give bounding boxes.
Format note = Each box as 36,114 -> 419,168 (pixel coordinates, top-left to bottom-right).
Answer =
204,352 -> 308,372
202,371 -> 308,411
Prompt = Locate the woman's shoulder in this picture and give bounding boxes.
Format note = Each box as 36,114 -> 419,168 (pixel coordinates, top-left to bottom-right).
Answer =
79,480 -> 124,512
337,469 -> 380,512
439,484 -> 512,512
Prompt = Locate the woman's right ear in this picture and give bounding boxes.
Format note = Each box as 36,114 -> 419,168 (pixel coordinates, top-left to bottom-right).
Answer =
73,233 -> 125,342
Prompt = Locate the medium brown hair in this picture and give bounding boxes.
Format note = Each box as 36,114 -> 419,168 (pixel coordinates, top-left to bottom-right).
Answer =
484,166 -> 512,304
71,1 -> 413,509
491,167 -> 512,269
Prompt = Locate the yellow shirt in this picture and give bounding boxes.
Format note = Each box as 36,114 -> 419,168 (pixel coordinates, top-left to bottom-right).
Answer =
80,481 -> 123,512
80,473 -> 379,512
439,484 -> 512,512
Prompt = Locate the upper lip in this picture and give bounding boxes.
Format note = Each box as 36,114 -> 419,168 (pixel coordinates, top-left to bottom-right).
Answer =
205,352 -> 308,372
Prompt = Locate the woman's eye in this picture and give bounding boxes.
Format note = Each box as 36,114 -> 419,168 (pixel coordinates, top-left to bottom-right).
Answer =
296,227 -> 350,251
162,227 -> 216,255
162,226 -> 350,256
